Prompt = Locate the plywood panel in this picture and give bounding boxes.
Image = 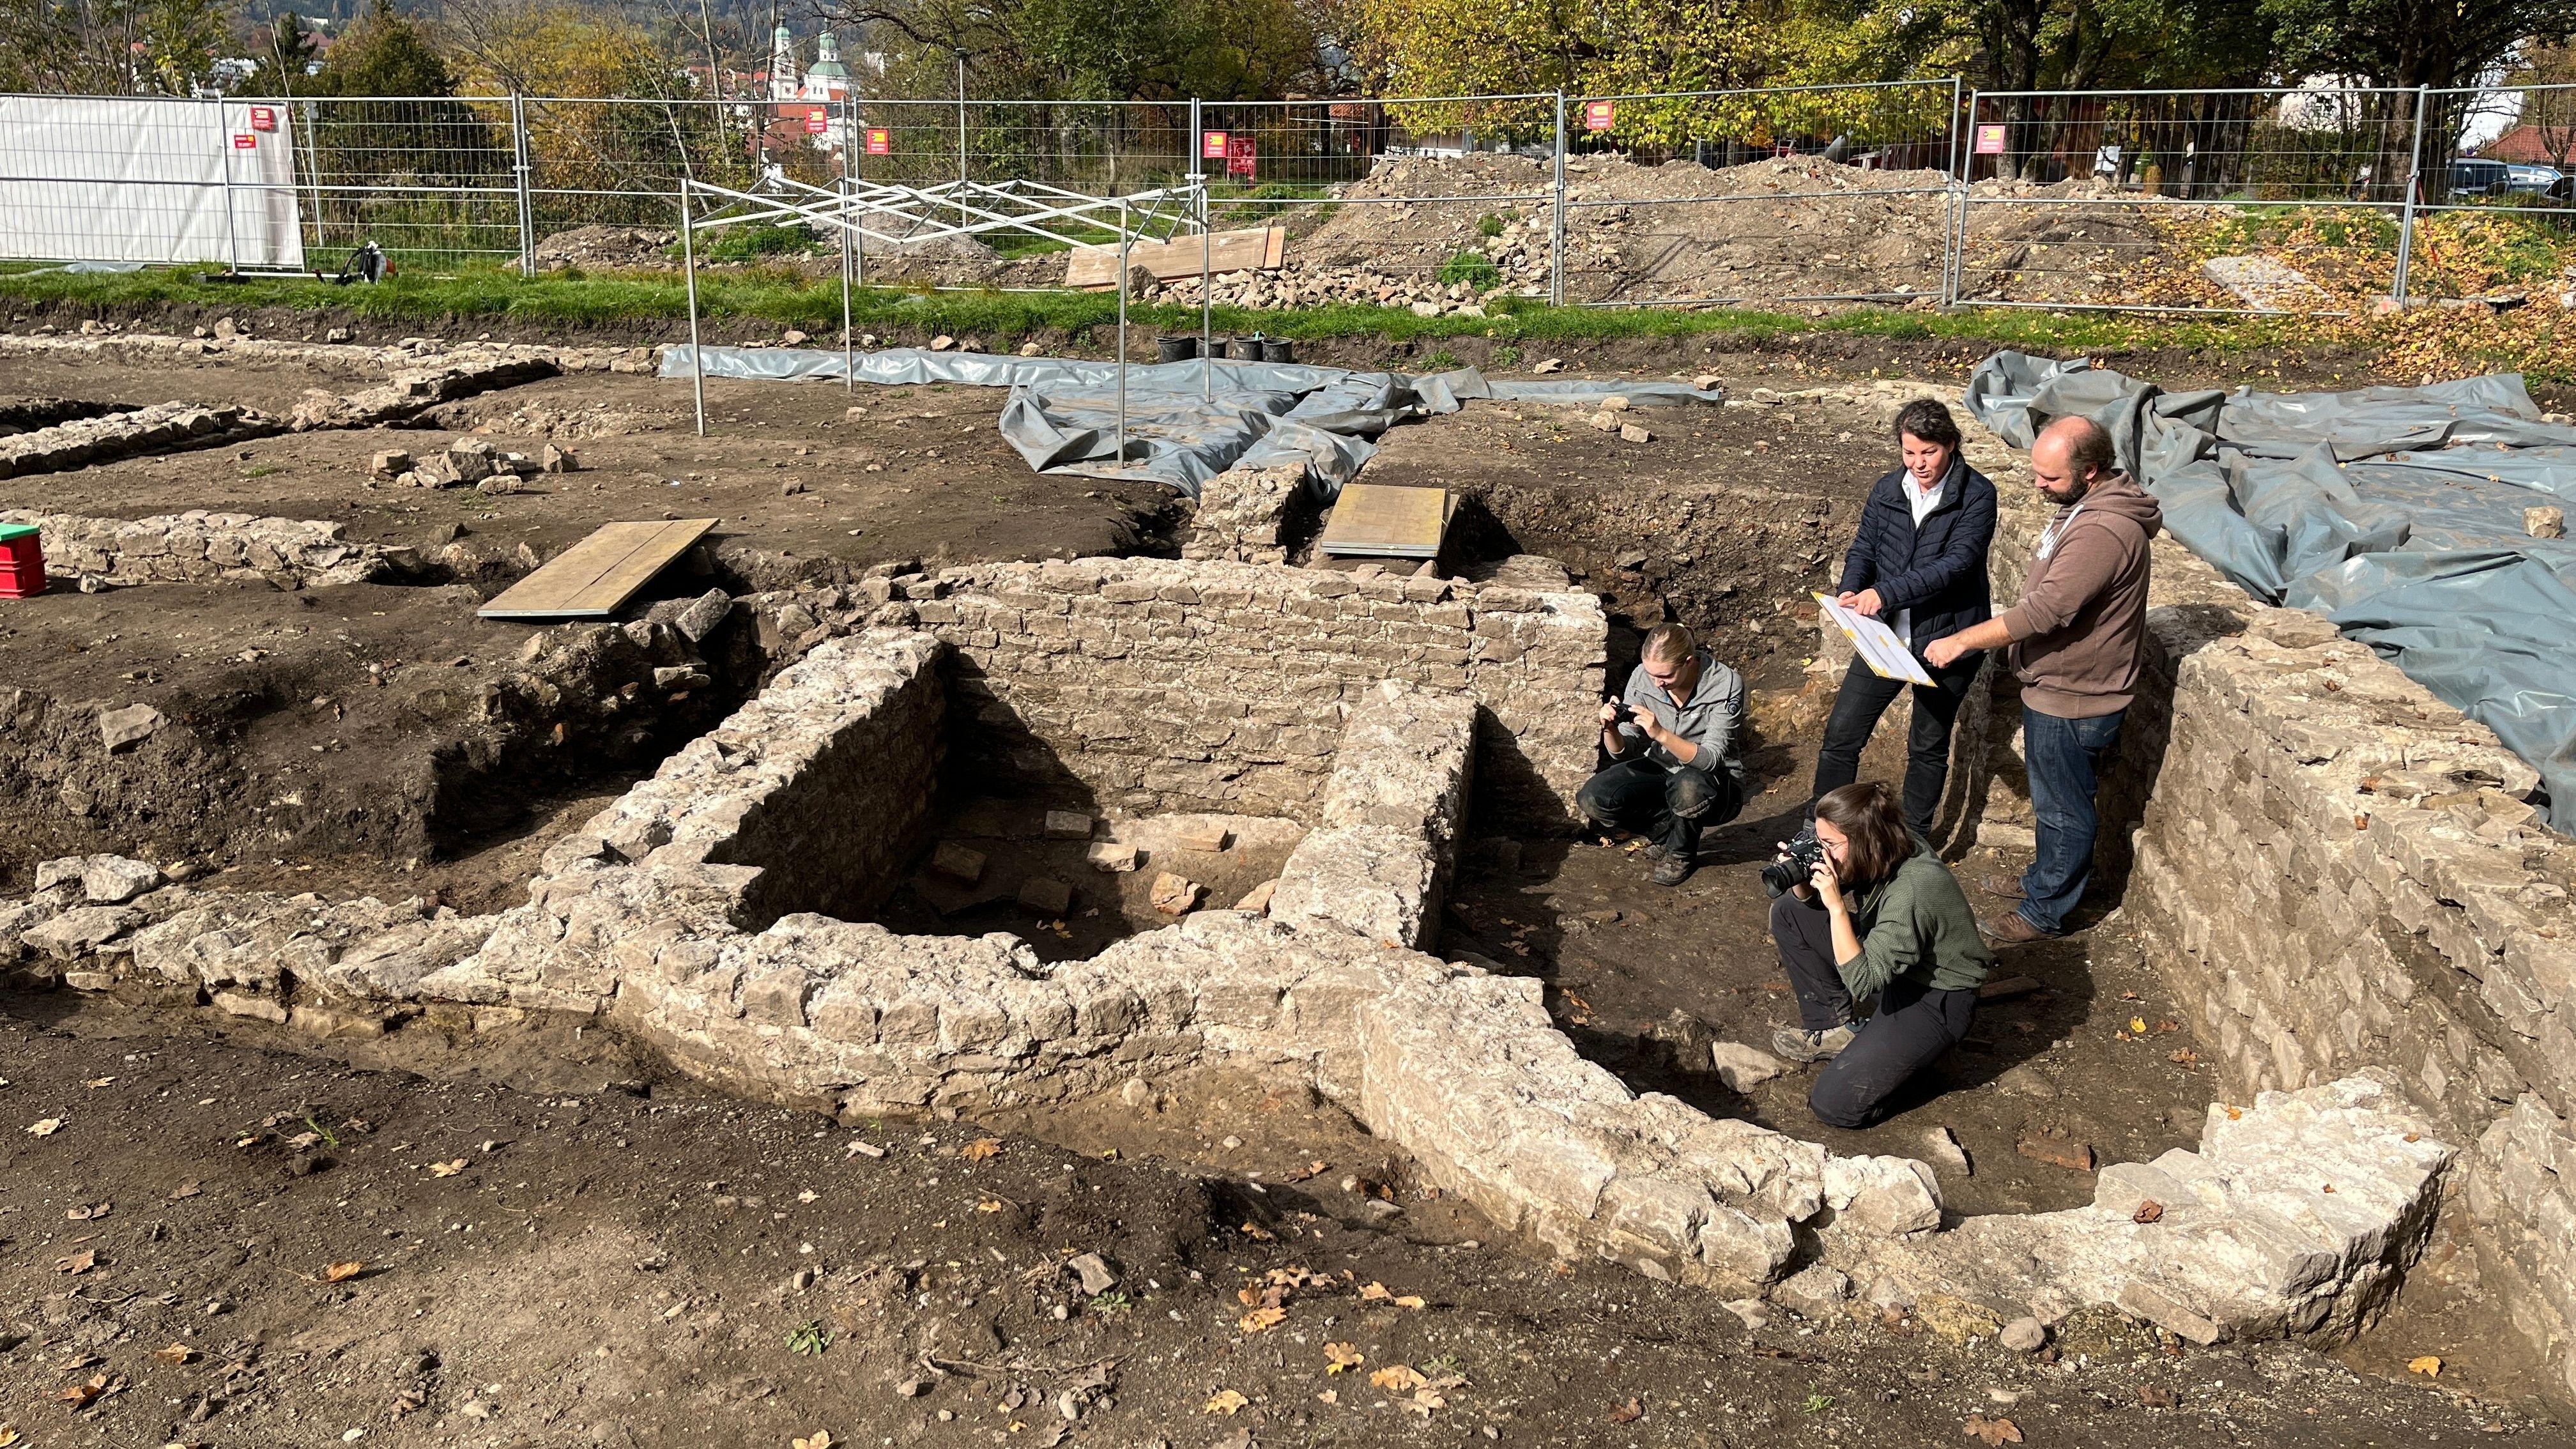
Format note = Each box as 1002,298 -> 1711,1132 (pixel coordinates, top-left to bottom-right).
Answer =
1317,484 -> 1452,559
1065,227 -> 1285,288
477,518 -> 717,621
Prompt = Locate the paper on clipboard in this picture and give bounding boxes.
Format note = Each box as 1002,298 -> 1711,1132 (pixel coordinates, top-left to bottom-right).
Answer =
1814,592 -> 1933,685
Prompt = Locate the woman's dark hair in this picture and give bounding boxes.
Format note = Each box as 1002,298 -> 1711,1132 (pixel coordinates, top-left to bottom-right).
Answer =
1892,398 -> 1962,452
1815,781 -> 1916,886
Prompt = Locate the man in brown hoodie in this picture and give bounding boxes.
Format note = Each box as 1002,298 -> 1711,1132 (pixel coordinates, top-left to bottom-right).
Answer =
1925,415 -> 2161,941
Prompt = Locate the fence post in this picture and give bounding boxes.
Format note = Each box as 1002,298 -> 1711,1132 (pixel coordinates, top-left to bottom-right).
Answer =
1192,96 -> 1211,399
847,89 -> 866,289
2391,84 -> 2428,308
1947,89 -> 1980,307
510,93 -> 535,278
298,98 -> 325,261
213,96 -> 241,273
1942,79 -> 1964,307
1550,93 -> 1566,307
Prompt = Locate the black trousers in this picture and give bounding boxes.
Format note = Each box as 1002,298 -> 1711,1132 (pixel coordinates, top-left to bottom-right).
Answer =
1809,654 -> 1981,838
1577,757 -> 1744,861
1769,891 -> 1977,1129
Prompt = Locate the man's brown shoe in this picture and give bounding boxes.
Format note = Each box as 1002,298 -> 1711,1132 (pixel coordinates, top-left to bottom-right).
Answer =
1982,912 -> 2057,944
1979,874 -> 2027,901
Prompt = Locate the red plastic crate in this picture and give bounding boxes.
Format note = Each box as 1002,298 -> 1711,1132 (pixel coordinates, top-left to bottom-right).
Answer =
0,524 -> 45,598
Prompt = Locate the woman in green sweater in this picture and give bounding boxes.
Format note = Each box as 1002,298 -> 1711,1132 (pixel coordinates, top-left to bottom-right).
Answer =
1768,781 -> 1995,1128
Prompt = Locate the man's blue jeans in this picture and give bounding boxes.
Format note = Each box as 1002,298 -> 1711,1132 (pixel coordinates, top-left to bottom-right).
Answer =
2016,704 -> 2126,935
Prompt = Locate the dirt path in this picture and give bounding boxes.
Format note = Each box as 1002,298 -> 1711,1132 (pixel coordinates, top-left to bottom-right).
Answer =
1,1008 -> 2552,1447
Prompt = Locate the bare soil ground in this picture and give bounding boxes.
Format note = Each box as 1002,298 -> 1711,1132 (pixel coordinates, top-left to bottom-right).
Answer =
2,1007 -> 2556,1448
3,332 -> 2568,1441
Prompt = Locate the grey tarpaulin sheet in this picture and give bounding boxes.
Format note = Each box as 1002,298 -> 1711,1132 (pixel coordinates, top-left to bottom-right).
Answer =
660,345 -> 1721,498
1964,351 -> 2576,827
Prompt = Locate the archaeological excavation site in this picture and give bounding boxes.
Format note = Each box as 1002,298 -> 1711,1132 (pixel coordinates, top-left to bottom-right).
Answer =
3,318 -> 2570,1447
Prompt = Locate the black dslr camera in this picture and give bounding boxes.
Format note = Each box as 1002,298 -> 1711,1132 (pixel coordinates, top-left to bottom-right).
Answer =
1761,828 -> 1824,899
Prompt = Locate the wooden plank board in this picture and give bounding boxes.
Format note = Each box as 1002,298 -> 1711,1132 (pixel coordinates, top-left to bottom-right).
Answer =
477,519 -> 717,621
1065,227 -> 1285,288
1317,484 -> 1452,559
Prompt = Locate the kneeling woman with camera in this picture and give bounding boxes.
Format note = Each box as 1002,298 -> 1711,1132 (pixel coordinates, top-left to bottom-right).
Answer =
1769,781 -> 1995,1128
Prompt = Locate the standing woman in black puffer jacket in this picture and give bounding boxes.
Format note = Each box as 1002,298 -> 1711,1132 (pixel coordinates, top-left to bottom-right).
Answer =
1806,398 -> 1997,838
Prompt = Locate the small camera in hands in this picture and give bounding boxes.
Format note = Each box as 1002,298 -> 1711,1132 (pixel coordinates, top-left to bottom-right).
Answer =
1762,829 -> 1825,899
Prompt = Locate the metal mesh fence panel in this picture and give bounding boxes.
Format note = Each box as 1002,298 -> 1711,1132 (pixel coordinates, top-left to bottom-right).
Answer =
288,94 -> 523,271
1559,80 -> 1961,306
1954,87 -> 2422,313
1192,94 -> 1560,307
2405,83 -> 2575,302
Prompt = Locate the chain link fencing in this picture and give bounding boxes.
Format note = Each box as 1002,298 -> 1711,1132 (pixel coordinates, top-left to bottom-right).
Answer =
1,80 -> 2563,310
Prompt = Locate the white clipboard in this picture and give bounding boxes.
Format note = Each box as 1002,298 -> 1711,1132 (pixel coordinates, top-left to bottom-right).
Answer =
1814,592 -> 1934,685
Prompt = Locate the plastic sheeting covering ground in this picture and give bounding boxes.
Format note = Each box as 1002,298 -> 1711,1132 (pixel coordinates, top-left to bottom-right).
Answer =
1965,351 -> 2576,828
661,345 -> 1722,498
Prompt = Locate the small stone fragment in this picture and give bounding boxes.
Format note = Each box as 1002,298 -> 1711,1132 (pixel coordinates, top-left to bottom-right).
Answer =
1709,1041 -> 1783,1092
1066,1252 -> 1117,1296
2527,505 -> 2565,539
931,842 -> 987,883
213,990 -> 288,1023
1774,1262 -> 1850,1318
2014,1133 -> 2094,1172
1170,823 -> 1230,853
369,449 -> 413,480
1922,1126 -> 1972,1176
80,855 -> 162,904
1043,810 -> 1094,840
98,703 -> 164,752
1086,843 -> 1141,873
1721,1298 -> 1771,1332
2000,1316 -> 2047,1353
1588,411 -> 1618,432
1016,877 -> 1073,916
542,443 -> 578,473
1234,879 -> 1277,914
1149,872 -> 1204,915
1619,422 -> 1652,443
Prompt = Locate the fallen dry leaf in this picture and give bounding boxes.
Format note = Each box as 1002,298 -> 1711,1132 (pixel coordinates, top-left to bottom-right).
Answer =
56,1248 -> 97,1275
976,1199 -> 1003,1214
66,1200 -> 111,1221
57,1373 -> 123,1409
792,1432 -> 836,1449
1609,1397 -> 1644,1423
1965,1414 -> 2023,1445
2136,1385 -> 2177,1408
0,1425 -> 17,1447
1369,1365 -> 1427,1392
2129,1016 -> 2149,1035
1202,1388 -> 1248,1415
169,1180 -> 202,1200
2133,1199 -> 2165,1224
26,1117 -> 61,1137
1408,1386 -> 1448,1415
959,1138 -> 1003,1162
427,1159 -> 468,1177
1238,1307 -> 1287,1334
152,1342 -> 195,1364
84,1077 -> 114,1088
1323,1342 -> 1363,1374
2409,1355 -> 2443,1377
323,1260 -> 365,1284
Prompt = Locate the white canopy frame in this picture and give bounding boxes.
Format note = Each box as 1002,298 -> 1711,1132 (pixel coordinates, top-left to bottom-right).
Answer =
676,171 -> 1220,457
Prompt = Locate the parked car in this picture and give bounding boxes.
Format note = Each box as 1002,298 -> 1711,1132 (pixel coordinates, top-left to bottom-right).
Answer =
2448,157 -> 2511,199
2506,163 -> 2565,195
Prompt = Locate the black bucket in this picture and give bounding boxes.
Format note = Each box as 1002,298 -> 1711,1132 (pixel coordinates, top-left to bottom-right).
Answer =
1226,335 -> 1266,361
1261,338 -> 1296,365
1156,335 -> 1199,363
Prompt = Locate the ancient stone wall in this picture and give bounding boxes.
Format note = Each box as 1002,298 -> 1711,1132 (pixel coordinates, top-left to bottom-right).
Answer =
1949,414 -> 2576,1398
0,402 -> 279,478
882,556 -> 1606,829
2,508 -> 404,588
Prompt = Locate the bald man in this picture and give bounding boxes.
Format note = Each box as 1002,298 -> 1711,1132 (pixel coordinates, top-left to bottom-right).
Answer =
1924,415 -> 2160,942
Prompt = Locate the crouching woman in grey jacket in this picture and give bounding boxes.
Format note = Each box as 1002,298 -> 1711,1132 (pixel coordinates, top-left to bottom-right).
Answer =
1768,781 -> 1996,1128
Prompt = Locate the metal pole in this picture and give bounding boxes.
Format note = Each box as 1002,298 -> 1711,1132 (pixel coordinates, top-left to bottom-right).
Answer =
1549,93 -> 1566,307
848,88 -> 865,288
956,51 -> 969,230
2391,85 -> 2428,307
682,183 -> 706,437
1116,198 -> 1129,466
1948,90 -> 1980,307
510,93 -> 535,278
215,97 -> 241,274
1193,96 -> 1211,399
298,98 -> 325,258
840,161 -> 854,391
